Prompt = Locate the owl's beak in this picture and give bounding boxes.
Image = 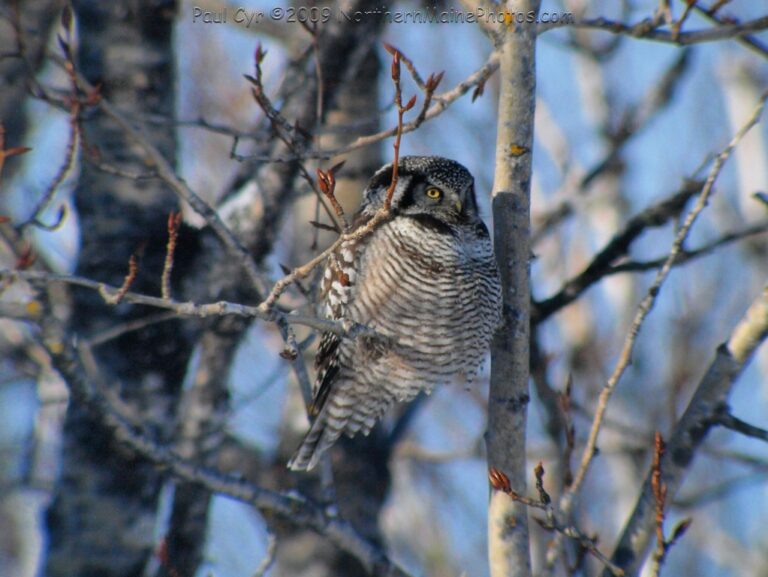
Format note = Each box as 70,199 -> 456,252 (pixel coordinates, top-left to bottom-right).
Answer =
454,200 -> 463,213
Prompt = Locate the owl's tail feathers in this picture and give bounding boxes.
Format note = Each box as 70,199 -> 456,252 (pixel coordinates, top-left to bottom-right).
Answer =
287,406 -> 345,472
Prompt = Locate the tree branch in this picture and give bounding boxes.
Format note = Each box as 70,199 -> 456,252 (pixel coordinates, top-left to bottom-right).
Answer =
540,14 -> 768,47
605,283 -> 768,576
563,91 -> 767,508
38,319 -> 414,577
533,180 -> 703,323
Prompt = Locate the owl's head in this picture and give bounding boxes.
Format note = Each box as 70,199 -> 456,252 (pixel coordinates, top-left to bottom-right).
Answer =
361,156 -> 479,225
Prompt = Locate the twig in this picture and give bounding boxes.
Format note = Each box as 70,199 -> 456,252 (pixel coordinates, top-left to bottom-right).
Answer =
392,47 -> 426,91
233,51 -> 500,163
252,531 -> 278,577
316,162 -> 348,230
38,319 -> 414,577
245,44 -> 299,142
606,283 -> 768,576
414,71 -> 445,127
100,253 -> 138,305
84,155 -> 158,180
694,2 -> 768,59
0,268 -> 379,340
161,212 -> 181,300
539,14 -> 768,46
670,0 -> 697,40
300,20 -> 324,127
19,17 -> 86,232
564,91 -> 768,505
244,44 -> 339,229
715,411 -> 768,443
0,123 -> 32,181
87,312 -> 179,347
650,432 -> 668,574
545,95 -> 768,572
489,466 -> 625,576
649,431 -> 692,577
261,203 -> 391,309
533,50 -> 693,246
43,52 -> 271,298
559,377 -> 576,488
534,180 -> 703,323
382,44 -> 417,210
260,44 -> 418,307
608,221 -> 768,274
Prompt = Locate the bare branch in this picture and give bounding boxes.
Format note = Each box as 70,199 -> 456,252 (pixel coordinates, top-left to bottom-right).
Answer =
540,14 -> 768,47
161,211 -> 182,300
489,466 -> 624,576
715,411 -> 768,443
19,21 -> 83,232
100,253 -> 139,306
252,531 -> 277,577
233,51 -> 500,163
0,268 -> 372,339
608,221 -> 768,274
38,322 -> 415,577
693,3 -> 768,59
605,281 -> 768,576
42,54 -> 271,297
534,180 -> 702,323
564,91 -> 768,505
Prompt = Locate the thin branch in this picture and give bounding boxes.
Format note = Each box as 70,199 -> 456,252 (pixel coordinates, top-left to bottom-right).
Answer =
489,466 -> 624,576
0,123 -> 32,179
540,14 -> 768,46
260,44 -> 418,308
39,321 -> 414,577
243,45 -> 340,229
317,162 -> 348,230
19,23 -> 84,232
608,221 -> 768,274
563,92 -> 767,510
605,292 -> 768,573
87,312 -> 179,347
161,211 -> 181,300
694,2 -> 768,59
45,53 -> 271,297
533,49 -> 693,246
260,207 -> 391,309
382,43 -> 417,209
233,51 -> 500,163
534,180 -> 702,323
100,253 -> 139,305
715,411 -> 768,443
0,268 -> 373,339
252,531 -> 278,577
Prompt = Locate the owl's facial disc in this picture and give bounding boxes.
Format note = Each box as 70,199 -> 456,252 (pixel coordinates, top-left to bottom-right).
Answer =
361,156 -> 479,222
396,180 -> 466,222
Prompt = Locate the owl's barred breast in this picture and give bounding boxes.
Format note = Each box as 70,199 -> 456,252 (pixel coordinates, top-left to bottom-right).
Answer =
342,216 -> 501,403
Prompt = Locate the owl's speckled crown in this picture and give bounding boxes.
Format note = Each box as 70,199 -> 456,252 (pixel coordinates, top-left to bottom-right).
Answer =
362,155 -> 475,211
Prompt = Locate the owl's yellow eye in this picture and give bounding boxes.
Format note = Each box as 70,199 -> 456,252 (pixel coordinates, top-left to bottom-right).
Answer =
425,187 -> 442,199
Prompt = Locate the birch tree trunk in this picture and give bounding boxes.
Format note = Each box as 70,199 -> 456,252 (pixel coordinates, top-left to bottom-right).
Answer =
43,2 -> 189,576
488,2 -> 540,576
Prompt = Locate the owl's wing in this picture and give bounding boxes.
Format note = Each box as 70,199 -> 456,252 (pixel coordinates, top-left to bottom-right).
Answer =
307,228 -> 363,417
309,330 -> 339,417
288,222 -> 375,471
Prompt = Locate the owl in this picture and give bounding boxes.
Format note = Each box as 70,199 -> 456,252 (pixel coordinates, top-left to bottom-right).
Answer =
288,156 -> 502,471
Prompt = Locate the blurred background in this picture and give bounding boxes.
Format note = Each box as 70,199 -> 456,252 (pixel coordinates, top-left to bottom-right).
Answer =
1,1 -> 767,576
